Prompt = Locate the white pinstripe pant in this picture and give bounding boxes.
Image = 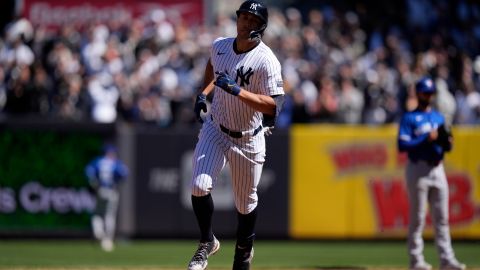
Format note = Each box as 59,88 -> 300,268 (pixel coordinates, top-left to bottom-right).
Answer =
406,160 -> 456,265
191,118 -> 266,214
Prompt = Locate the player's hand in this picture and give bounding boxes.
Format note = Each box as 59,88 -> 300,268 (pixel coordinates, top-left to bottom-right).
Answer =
87,182 -> 99,194
428,129 -> 439,141
87,185 -> 96,194
435,124 -> 453,151
194,94 -> 207,123
214,71 -> 241,96
263,126 -> 274,136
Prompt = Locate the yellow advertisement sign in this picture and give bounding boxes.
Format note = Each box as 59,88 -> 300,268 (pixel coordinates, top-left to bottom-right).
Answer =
290,125 -> 480,239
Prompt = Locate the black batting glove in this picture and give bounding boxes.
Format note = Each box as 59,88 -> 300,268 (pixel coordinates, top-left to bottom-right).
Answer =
194,94 -> 207,123
214,71 -> 241,96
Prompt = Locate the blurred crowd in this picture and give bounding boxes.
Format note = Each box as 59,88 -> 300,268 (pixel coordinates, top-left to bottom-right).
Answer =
1,0 -> 479,127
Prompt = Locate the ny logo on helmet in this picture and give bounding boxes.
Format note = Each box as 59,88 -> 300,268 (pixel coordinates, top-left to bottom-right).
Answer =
250,3 -> 260,10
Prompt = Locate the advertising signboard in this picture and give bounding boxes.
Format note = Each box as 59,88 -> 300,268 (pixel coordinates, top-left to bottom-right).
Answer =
0,122 -> 114,236
290,125 -> 480,239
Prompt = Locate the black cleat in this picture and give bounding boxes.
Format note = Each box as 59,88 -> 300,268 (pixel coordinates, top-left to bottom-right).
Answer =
187,236 -> 220,270
232,245 -> 254,270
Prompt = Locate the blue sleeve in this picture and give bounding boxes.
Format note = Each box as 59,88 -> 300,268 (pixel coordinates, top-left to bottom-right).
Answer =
85,159 -> 98,185
436,111 -> 446,126
115,161 -> 129,181
397,115 -> 428,152
398,133 -> 429,151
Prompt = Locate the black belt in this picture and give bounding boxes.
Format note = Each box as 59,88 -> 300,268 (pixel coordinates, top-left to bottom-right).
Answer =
412,159 -> 441,166
220,124 -> 262,138
426,160 -> 441,166
212,115 -> 262,138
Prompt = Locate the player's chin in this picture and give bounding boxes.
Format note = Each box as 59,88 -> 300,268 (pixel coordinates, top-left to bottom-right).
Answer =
237,30 -> 250,39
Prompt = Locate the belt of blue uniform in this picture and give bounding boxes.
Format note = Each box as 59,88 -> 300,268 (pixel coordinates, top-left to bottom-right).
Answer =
211,115 -> 262,138
411,158 -> 441,166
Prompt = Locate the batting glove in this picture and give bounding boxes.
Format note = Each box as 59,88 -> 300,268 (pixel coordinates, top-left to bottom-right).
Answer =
263,126 -> 274,136
194,94 -> 207,123
214,71 -> 241,96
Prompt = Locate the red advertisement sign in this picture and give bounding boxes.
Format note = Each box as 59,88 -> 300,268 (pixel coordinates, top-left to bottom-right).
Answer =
22,0 -> 204,27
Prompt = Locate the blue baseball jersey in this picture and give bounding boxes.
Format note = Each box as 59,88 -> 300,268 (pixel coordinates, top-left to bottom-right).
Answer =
397,108 -> 446,162
85,156 -> 128,188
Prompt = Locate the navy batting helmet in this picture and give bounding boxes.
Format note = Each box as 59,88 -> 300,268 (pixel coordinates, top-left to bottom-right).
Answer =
236,0 -> 268,25
415,77 -> 436,94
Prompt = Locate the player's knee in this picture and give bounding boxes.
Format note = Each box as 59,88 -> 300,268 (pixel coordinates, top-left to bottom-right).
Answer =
235,192 -> 258,215
235,196 -> 258,215
434,216 -> 448,226
191,183 -> 210,196
236,203 -> 257,215
409,216 -> 425,229
191,175 -> 212,196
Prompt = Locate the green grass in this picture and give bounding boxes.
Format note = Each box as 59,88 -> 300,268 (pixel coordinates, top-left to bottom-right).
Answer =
0,239 -> 478,269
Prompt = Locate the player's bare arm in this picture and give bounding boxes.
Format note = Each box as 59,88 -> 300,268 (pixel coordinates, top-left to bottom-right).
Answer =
237,90 -> 276,116
200,59 -> 215,96
214,71 -> 277,115
194,59 -> 215,123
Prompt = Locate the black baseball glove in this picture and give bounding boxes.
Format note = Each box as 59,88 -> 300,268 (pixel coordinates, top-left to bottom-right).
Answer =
87,181 -> 99,194
436,124 -> 453,152
194,94 -> 207,123
214,71 -> 241,96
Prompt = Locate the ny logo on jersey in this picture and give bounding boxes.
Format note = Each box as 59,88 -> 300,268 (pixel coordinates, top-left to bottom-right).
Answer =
235,66 -> 254,87
250,3 -> 259,10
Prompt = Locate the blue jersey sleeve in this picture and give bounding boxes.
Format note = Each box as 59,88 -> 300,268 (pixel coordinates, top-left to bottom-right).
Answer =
114,161 -> 129,182
85,158 -> 100,186
397,114 -> 428,152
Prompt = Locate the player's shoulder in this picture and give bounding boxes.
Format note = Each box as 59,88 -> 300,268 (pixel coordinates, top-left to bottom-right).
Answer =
257,42 -> 281,66
88,156 -> 102,166
430,108 -> 443,117
257,42 -> 277,57
211,37 -> 234,56
213,37 -> 234,47
400,109 -> 419,123
430,108 -> 446,122
403,109 -> 417,117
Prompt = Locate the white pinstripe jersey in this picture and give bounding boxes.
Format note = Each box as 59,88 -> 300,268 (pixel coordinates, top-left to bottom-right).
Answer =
210,37 -> 284,131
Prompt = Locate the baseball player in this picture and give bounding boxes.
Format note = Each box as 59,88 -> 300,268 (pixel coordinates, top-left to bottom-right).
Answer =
398,77 -> 466,270
85,144 -> 128,252
187,1 -> 284,270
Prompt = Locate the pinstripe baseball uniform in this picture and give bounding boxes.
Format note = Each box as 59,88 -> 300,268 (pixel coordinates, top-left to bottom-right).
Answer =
191,37 -> 284,214
188,2 -> 282,269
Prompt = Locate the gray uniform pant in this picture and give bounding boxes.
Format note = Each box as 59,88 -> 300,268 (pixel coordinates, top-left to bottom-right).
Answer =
92,188 -> 119,242
406,160 -> 456,265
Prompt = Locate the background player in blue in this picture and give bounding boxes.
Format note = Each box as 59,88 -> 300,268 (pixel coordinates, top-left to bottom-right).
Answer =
85,143 -> 129,252
398,77 -> 465,270
188,1 -> 284,270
